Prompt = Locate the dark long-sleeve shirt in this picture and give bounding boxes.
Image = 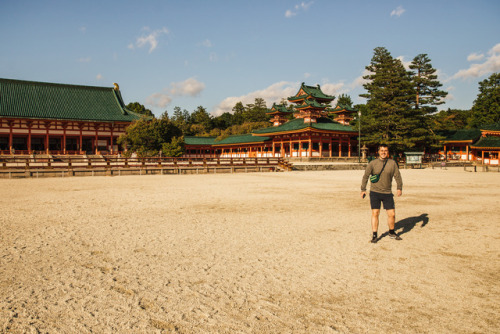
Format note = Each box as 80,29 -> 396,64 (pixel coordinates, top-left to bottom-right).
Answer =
361,158 -> 403,194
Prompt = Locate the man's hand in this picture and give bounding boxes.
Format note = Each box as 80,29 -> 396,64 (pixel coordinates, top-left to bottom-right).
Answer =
397,189 -> 402,197
361,191 -> 366,199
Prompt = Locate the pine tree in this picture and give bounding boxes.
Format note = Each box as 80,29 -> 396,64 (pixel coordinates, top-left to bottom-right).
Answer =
409,54 -> 448,114
360,47 -> 418,152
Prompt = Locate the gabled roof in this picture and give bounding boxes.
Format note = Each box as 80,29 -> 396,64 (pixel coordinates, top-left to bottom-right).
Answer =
0,78 -> 143,122
266,103 -> 292,115
328,104 -> 358,114
481,122 -> 500,131
294,99 -> 329,110
471,136 -> 500,149
440,129 -> 482,142
252,117 -> 355,135
184,136 -> 217,146
288,82 -> 335,103
213,133 -> 271,146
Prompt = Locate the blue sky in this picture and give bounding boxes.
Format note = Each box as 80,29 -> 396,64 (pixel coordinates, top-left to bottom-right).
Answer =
1,0 -> 499,117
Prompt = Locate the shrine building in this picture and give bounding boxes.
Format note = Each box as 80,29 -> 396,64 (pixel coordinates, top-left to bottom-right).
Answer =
439,124 -> 500,165
184,83 -> 359,158
0,78 -> 143,155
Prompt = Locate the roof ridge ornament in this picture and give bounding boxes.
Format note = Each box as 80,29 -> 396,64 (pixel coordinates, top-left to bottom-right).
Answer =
113,83 -> 120,91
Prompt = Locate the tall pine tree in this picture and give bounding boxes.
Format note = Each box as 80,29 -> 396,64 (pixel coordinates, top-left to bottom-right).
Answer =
409,54 -> 448,115
360,47 -> 419,152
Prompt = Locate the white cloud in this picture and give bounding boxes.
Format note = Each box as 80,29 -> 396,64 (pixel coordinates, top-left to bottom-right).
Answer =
146,93 -> 173,109
170,78 -> 205,97
319,81 -> 345,97
209,52 -> 218,62
130,27 -> 169,53
212,81 -> 300,116
96,74 -> 103,80
304,72 -> 311,78
467,52 -> 484,62
77,57 -> 91,63
285,1 -> 314,18
451,43 -> 500,80
350,69 -> 372,90
79,26 -> 86,33
145,78 -> 205,109
396,55 -> 412,70
201,39 -> 213,48
391,6 -> 405,17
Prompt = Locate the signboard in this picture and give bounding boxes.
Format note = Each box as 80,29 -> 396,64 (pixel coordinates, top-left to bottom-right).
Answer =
405,152 -> 424,164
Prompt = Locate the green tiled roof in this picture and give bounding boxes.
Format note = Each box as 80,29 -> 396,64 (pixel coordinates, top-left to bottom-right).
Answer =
267,103 -> 292,114
328,104 -> 358,113
253,117 -> 354,134
288,82 -> 335,102
440,129 -> 482,142
294,99 -> 329,109
0,78 -> 143,122
214,133 -> 271,145
184,136 -> 217,145
471,136 -> 500,149
481,122 -> 500,131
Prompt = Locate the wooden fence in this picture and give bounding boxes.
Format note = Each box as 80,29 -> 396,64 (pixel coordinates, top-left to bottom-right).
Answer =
0,156 -> 292,178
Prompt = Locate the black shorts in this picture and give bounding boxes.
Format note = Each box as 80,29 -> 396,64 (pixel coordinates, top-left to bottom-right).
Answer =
370,191 -> 395,210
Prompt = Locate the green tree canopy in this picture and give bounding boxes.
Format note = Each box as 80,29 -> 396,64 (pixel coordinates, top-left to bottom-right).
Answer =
360,47 -> 421,152
117,118 -> 183,157
469,72 -> 500,128
126,102 -> 154,117
409,54 -> 448,114
336,94 -> 353,107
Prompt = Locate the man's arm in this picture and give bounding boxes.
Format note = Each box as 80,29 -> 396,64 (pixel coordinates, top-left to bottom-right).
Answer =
360,163 -> 373,193
393,160 -> 403,196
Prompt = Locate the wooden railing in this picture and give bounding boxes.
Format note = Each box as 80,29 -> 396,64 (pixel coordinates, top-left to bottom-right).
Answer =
0,155 -> 292,178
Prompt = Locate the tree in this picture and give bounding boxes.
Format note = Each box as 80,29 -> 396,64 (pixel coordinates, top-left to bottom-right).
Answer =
360,47 -> 421,152
468,72 -> 500,128
126,102 -> 154,117
409,54 -> 448,114
117,118 -> 183,156
243,98 -> 269,123
337,94 -> 353,106
429,109 -> 471,132
190,105 -> 212,134
232,102 -> 245,125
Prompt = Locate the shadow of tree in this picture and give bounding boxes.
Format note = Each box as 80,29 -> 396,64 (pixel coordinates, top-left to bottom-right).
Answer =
380,213 -> 429,240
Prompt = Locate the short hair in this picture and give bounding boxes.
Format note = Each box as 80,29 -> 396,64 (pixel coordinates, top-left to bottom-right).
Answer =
378,144 -> 389,151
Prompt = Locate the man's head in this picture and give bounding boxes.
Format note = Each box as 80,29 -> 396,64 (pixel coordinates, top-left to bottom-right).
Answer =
378,144 -> 389,159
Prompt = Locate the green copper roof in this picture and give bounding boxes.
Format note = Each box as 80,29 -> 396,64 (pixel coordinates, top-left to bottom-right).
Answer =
471,136 -> 500,149
328,104 -> 358,113
440,129 -> 482,142
294,99 -> 329,110
214,133 -> 271,145
0,78 -> 143,122
266,103 -> 292,114
184,136 -> 217,145
252,117 -> 355,134
288,82 -> 335,102
481,122 -> 500,131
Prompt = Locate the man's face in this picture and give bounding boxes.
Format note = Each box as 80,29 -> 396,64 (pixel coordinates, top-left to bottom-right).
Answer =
378,147 -> 389,159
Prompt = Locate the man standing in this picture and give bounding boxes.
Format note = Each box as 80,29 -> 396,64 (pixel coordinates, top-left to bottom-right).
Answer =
361,144 -> 403,243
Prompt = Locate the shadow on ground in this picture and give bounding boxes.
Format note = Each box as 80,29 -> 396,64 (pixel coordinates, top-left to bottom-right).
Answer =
379,213 -> 429,240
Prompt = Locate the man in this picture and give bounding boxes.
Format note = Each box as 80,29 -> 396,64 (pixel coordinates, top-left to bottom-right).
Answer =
360,144 -> 403,243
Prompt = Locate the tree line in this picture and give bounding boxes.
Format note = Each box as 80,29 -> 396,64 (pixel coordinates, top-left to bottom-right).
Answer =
119,46 -> 500,157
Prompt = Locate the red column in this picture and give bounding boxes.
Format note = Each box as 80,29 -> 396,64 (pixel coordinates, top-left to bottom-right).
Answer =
8,122 -> 13,154
27,122 -> 32,154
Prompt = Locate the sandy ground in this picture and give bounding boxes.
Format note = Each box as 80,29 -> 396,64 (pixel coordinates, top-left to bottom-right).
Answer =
1,168 -> 499,333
